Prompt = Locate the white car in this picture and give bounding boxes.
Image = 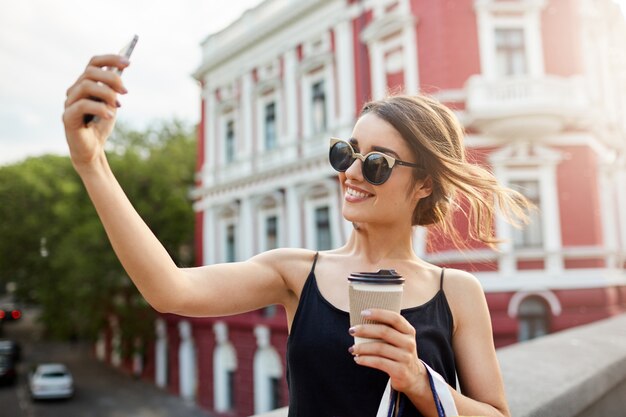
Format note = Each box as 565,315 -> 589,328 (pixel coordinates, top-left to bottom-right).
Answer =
29,363 -> 74,400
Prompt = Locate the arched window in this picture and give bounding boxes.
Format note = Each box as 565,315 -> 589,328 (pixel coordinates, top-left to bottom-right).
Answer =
518,296 -> 550,342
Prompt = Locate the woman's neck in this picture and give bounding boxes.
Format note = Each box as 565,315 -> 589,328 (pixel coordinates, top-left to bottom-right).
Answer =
341,221 -> 418,265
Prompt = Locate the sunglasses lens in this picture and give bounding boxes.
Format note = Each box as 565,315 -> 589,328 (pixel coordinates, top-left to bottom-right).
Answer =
363,154 -> 392,185
329,141 -> 354,172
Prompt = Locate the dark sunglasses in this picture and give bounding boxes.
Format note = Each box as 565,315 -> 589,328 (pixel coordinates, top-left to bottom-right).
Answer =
329,138 -> 419,185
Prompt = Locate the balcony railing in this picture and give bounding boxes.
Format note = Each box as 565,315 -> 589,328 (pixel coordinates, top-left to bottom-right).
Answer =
465,75 -> 588,138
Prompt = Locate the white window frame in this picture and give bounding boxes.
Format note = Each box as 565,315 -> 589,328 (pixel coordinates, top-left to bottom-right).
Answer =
490,142 -> 563,275
219,217 -> 238,263
300,31 -> 336,140
220,114 -> 237,165
304,184 -> 341,251
474,0 -> 546,79
257,207 -> 283,252
361,5 -> 418,98
301,69 -> 335,139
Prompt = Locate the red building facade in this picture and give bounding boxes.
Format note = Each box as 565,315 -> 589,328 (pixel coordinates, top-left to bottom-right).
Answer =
98,1 -> 626,416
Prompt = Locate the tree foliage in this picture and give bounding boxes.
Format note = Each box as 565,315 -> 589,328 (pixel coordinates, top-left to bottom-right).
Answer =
0,119 -> 196,343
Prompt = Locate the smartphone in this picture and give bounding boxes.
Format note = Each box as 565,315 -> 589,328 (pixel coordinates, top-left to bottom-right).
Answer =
83,35 -> 139,125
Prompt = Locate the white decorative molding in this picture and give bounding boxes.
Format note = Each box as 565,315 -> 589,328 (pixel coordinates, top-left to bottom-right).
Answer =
507,289 -> 562,318
474,0 -> 547,79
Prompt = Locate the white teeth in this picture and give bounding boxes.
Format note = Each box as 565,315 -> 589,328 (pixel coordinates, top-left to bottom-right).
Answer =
346,188 -> 370,199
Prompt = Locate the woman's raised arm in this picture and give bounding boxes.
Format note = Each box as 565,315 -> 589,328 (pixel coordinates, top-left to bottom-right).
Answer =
62,55 -> 294,317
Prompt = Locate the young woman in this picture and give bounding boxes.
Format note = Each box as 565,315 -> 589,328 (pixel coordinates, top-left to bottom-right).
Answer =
63,54 -> 529,417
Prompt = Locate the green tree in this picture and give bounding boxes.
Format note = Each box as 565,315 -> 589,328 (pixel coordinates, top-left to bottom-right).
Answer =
0,119 -> 196,344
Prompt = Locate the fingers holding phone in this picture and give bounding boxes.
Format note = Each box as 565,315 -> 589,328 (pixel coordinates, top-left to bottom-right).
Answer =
62,36 -> 137,167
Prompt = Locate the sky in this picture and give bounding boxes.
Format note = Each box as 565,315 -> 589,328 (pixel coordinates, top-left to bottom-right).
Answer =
2,1 -> 626,167
0,0 -> 264,166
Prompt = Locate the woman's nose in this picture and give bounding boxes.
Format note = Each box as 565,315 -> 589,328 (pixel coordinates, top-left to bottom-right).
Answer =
344,157 -> 364,181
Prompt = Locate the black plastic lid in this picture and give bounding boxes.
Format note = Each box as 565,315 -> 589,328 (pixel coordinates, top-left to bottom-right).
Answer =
348,269 -> 404,284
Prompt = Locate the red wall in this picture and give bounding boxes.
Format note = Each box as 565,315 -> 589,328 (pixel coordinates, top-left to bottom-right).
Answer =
541,0 -> 584,76
412,0 -> 481,92
557,146 -> 603,246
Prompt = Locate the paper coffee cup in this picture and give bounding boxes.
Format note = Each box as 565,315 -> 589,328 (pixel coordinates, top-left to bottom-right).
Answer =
348,270 -> 404,344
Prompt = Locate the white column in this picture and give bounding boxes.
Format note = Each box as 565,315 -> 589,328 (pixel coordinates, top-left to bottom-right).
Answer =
241,72 -> 254,160
285,185 -> 302,248
370,42 -> 386,99
203,207 -> 216,266
403,25 -> 419,94
178,320 -> 197,401
239,197 -> 255,260
284,49 -> 298,143
327,181 -> 342,248
541,165 -> 563,273
325,64 -> 337,131
526,11 -> 545,76
475,6 -> 495,79
335,18 -> 356,127
618,159 -> 626,261
155,318 -> 168,388
599,163 -> 619,269
205,85 -> 217,183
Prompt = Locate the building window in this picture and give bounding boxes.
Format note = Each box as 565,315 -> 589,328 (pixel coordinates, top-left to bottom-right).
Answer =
315,206 -> 332,250
510,180 -> 543,249
265,216 -> 278,250
270,376 -> 281,409
225,120 -> 235,163
518,296 -> 549,342
227,370 -> 236,409
495,28 -> 527,77
311,80 -> 327,134
264,102 -> 277,150
226,224 -> 236,262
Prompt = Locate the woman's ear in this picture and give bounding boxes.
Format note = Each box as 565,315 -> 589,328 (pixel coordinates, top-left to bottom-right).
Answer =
414,176 -> 433,201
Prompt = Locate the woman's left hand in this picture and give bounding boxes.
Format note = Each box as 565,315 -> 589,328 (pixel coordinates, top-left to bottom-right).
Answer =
349,308 -> 430,396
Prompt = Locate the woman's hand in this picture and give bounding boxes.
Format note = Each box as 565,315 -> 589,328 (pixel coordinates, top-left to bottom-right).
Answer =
62,55 -> 129,168
349,309 -> 430,396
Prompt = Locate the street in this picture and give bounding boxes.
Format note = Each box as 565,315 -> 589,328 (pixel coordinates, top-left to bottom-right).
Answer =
0,308 -> 211,417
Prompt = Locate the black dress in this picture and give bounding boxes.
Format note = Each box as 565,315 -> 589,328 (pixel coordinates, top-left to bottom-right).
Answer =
286,253 -> 457,417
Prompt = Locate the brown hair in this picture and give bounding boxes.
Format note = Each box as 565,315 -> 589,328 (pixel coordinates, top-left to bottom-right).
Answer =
360,94 -> 532,249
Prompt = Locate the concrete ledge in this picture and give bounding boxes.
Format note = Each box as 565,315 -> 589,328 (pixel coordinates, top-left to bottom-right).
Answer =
499,313 -> 626,417
252,314 -> 626,417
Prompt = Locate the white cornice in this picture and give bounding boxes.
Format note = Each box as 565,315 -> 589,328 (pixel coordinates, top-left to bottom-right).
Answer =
360,13 -> 417,44
473,0 -> 547,13
193,0 -> 341,80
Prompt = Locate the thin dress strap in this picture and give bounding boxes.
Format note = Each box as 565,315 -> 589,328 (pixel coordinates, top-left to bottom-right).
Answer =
439,267 -> 446,291
309,252 -> 319,275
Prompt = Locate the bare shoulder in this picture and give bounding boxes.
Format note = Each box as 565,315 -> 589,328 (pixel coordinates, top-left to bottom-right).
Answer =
441,268 -> 489,331
442,268 -> 484,295
251,247 -> 318,290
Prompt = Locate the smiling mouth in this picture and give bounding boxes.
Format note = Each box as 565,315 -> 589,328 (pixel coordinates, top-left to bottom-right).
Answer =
345,187 -> 373,199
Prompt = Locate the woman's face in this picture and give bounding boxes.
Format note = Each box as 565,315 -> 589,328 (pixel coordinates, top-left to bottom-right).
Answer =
339,113 -> 426,228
